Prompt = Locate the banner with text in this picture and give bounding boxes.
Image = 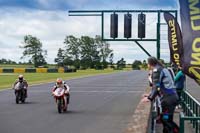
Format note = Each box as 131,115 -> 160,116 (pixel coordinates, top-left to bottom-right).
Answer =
179,0 -> 200,85
164,12 -> 183,68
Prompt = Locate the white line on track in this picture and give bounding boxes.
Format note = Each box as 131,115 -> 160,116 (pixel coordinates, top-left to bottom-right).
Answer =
71,90 -> 143,93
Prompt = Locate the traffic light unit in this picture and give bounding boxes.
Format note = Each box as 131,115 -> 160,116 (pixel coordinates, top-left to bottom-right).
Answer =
138,13 -> 146,38
110,12 -> 146,39
124,13 -> 132,38
110,13 -> 118,38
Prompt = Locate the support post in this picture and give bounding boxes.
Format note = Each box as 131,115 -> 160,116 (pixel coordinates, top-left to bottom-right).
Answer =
101,12 -> 104,39
156,11 -> 161,59
179,112 -> 185,133
135,41 -> 151,57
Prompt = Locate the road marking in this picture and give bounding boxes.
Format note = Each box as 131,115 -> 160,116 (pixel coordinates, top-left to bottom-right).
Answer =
71,90 -> 144,93
27,90 -> 144,94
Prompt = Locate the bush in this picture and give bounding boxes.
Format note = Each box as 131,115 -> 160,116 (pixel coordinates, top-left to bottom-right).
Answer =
132,60 -> 142,70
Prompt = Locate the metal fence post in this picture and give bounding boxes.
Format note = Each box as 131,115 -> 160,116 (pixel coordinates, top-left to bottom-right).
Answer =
180,112 -> 185,133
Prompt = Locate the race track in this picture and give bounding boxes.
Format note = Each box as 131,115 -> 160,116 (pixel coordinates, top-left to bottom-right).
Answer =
0,71 -> 148,133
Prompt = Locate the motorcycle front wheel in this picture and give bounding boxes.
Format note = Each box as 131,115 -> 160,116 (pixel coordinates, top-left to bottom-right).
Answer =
57,99 -> 62,113
15,92 -> 19,104
21,90 -> 26,103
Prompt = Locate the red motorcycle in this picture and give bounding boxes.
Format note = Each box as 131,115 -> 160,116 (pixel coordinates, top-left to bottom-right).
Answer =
52,87 -> 68,113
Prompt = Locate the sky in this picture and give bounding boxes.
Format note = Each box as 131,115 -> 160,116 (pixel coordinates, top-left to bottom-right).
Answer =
0,0 -> 178,64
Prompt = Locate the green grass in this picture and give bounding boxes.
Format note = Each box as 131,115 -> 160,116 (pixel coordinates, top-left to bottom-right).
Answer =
0,64 -> 57,68
0,69 -> 125,90
0,64 -> 33,68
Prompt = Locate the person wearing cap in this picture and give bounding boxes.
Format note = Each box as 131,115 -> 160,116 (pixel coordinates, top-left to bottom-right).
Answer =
142,57 -> 179,133
52,78 -> 70,110
13,75 -> 28,97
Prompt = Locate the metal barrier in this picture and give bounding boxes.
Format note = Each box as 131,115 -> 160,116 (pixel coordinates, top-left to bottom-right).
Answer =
180,90 -> 200,133
150,96 -> 162,133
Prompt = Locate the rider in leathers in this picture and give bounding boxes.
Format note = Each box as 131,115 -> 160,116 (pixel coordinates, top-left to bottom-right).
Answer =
13,75 -> 28,97
142,57 -> 179,133
52,78 -> 70,110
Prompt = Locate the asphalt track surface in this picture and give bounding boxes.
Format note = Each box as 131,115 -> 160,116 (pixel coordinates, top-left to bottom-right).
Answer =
186,77 -> 200,102
0,71 -> 148,133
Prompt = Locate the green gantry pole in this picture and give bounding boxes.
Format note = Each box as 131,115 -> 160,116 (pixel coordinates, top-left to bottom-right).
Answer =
101,12 -> 104,40
157,11 -> 161,59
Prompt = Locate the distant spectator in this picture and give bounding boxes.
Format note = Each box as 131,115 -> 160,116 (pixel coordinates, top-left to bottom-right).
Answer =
174,67 -> 186,103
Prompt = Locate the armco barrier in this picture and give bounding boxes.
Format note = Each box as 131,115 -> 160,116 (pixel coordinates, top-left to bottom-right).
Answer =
36,68 -> 47,73
14,68 -> 25,73
58,68 -> 64,73
0,68 -> 76,73
47,68 -> 58,73
3,68 -> 14,73
64,68 -> 77,73
25,68 -> 36,73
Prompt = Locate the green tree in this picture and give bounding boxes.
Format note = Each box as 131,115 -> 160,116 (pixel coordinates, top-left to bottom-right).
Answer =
80,36 -> 96,68
55,48 -> 65,67
95,35 -> 113,68
63,35 -> 113,69
64,35 -> 80,69
63,55 -> 73,66
20,35 -> 47,67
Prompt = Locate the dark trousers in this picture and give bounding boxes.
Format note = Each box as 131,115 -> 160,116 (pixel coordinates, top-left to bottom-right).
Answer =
161,95 -> 179,133
176,88 -> 183,103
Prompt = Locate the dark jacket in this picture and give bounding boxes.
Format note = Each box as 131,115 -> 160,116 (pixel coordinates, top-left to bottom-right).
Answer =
148,65 -> 178,102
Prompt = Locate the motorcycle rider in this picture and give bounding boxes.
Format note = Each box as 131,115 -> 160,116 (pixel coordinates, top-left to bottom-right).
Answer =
13,75 -> 28,97
142,57 -> 179,133
52,78 -> 70,110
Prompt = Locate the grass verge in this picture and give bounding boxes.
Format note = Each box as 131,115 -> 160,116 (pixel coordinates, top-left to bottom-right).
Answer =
0,69 -> 126,90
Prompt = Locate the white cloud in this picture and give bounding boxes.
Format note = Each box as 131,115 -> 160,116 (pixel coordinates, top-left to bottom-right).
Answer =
0,7 -> 173,64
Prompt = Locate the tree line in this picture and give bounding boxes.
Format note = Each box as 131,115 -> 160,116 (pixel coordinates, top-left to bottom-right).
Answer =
19,35 -> 114,69
54,35 -> 114,69
0,58 -> 17,64
2,34 -> 166,69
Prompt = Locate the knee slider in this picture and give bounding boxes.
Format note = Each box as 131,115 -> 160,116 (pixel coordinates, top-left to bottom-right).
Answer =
162,113 -> 169,121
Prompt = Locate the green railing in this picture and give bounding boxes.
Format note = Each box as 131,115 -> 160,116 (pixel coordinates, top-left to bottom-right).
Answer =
180,90 -> 200,133
150,96 -> 161,133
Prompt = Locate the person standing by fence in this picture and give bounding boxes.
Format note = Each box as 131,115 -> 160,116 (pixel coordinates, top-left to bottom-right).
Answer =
142,57 -> 179,133
174,67 -> 186,105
